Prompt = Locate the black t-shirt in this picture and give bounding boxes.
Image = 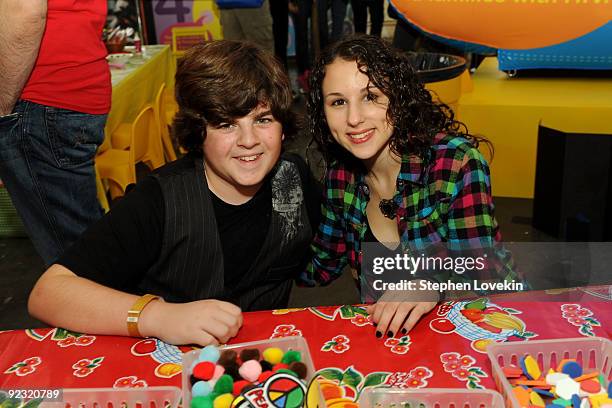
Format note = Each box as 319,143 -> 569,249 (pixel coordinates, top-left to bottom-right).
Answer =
59,154 -> 321,295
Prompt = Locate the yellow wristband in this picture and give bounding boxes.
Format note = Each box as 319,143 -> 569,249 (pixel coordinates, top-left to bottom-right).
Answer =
127,294 -> 160,337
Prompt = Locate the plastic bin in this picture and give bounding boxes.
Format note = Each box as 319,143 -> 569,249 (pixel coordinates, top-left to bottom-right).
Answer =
182,336 -> 316,407
358,388 -> 505,408
486,337 -> 612,408
38,386 -> 181,408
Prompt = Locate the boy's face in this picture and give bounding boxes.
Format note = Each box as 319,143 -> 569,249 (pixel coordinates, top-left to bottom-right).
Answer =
203,104 -> 283,201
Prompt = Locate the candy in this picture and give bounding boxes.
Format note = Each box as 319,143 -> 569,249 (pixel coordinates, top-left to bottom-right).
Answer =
213,393 -> 234,408
199,345 -> 221,363
276,368 -> 299,378
258,370 -> 275,383
219,350 -> 238,366
191,395 -> 214,408
281,350 -> 302,365
194,361 -> 216,381
238,359 -> 262,382
212,364 -> 225,380
192,380 -> 213,397
262,347 -> 284,365
288,361 -> 308,379
239,348 -> 260,362
232,380 -> 250,397
273,363 -> 289,371
260,360 -> 273,372
213,374 -> 234,395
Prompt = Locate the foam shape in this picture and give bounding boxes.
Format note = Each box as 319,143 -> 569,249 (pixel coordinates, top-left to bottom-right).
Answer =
547,372 -> 571,386
562,362 -> 584,379
530,390 -> 546,406
556,378 -> 581,400
199,345 -> 221,363
581,380 -> 602,394
513,385 -> 531,406
521,355 -> 542,380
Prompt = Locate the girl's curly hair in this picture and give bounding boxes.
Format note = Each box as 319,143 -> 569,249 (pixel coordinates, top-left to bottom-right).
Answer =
172,40 -> 296,154
308,35 -> 484,169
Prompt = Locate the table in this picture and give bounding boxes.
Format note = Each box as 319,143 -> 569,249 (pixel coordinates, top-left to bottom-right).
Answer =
456,57 -> 612,198
0,288 -> 609,405
105,45 -> 176,141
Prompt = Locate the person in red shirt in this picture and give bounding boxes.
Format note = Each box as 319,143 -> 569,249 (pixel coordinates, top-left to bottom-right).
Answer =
0,0 -> 111,266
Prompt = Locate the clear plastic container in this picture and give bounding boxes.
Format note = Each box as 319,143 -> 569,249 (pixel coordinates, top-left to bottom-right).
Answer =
486,337 -> 612,408
359,388 -> 505,407
182,336 -> 316,407
38,386 -> 181,408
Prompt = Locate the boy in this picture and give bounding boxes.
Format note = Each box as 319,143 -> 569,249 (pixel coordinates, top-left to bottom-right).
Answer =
28,41 -> 320,346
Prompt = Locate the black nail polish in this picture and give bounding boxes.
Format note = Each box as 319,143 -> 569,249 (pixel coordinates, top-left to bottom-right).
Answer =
387,331 -> 393,338
401,328 -> 407,335
373,322 -> 377,327
375,331 -> 382,338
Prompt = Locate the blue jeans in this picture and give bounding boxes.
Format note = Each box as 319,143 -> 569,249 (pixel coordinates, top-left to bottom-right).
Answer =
0,100 -> 106,266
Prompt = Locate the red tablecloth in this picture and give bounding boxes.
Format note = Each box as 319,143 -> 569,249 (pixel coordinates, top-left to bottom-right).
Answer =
1,287 -> 610,403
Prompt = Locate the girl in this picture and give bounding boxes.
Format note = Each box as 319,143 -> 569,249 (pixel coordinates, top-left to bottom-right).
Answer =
303,35 -> 520,339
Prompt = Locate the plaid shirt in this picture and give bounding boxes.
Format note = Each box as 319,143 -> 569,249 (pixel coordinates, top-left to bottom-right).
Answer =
302,133 -> 522,287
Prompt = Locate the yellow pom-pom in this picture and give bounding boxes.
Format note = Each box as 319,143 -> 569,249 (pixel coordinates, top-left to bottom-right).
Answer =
213,393 -> 234,408
262,347 -> 284,365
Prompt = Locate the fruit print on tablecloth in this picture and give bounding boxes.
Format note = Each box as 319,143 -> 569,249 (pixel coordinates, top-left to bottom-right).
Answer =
113,375 -> 147,388
561,304 -> 601,337
429,298 -> 537,352
270,324 -> 303,338
315,365 -> 434,406
440,352 -> 487,389
321,335 -> 350,353
384,335 -> 411,355
25,328 -> 95,347
4,356 -> 41,377
72,357 -> 104,378
130,338 -> 188,378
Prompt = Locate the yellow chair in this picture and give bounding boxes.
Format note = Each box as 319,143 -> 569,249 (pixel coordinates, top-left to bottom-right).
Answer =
155,83 -> 178,162
97,106 -> 164,198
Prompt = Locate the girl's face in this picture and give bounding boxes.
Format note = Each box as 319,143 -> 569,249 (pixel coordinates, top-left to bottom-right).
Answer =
322,58 -> 394,164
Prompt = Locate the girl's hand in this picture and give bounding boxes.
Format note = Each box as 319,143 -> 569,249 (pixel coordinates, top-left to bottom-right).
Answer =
366,281 -> 439,338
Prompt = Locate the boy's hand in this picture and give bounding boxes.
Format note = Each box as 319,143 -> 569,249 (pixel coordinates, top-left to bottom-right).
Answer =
140,299 -> 242,346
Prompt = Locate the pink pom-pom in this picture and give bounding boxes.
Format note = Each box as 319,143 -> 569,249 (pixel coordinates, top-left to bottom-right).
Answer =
212,364 -> 225,380
238,360 -> 262,383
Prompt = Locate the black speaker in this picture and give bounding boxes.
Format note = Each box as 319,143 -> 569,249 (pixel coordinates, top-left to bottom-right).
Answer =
532,126 -> 612,241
